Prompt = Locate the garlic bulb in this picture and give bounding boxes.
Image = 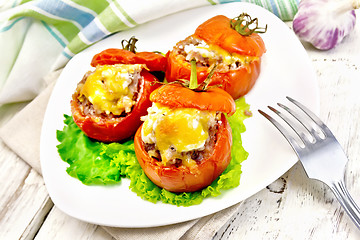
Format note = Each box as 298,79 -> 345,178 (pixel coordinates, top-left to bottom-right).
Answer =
293,0 -> 359,50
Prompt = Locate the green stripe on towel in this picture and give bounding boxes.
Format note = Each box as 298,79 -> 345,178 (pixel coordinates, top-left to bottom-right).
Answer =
113,1 -> 137,26
10,10 -> 80,41
70,0 -> 109,15
97,6 -> 130,33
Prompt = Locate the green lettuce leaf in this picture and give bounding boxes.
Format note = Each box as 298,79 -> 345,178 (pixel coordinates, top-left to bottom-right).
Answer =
56,98 -> 250,206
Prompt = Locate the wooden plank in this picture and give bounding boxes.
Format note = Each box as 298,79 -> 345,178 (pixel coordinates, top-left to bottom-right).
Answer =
0,166 -> 53,240
34,207 -> 114,240
0,141 -> 31,211
213,176 -> 289,240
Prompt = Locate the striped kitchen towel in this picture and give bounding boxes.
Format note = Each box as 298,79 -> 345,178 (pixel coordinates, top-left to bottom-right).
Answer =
0,0 -> 299,104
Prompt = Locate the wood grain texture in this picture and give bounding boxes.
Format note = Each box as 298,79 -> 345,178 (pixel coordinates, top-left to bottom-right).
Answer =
35,207 -> 114,240
0,157 -> 52,239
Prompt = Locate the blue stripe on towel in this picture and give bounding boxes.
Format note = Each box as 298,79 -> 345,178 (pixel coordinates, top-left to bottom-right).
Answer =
62,49 -> 73,59
41,21 -> 67,47
80,20 -> 107,43
0,17 -> 25,32
34,0 -> 95,28
268,0 -> 280,18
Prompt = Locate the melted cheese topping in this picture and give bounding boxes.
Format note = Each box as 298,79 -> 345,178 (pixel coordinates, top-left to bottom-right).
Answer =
184,41 -> 257,66
141,103 -> 217,166
80,64 -> 143,115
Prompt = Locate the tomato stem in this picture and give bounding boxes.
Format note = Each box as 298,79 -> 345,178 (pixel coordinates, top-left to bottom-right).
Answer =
189,59 -> 198,89
230,13 -> 267,36
201,64 -> 217,90
169,60 -> 218,92
121,36 -> 138,53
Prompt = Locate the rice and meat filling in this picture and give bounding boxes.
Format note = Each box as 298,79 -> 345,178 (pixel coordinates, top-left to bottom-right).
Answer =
141,102 -> 221,170
173,36 -> 254,71
73,64 -> 143,118
144,122 -> 219,168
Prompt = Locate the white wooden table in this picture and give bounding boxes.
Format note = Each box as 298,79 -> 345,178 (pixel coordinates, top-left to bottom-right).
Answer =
1,20 -> 360,239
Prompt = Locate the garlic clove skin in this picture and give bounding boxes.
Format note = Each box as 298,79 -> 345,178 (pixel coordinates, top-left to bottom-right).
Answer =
293,0 -> 357,50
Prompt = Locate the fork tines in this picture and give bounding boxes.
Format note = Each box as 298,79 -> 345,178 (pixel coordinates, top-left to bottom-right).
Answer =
258,96 -> 331,150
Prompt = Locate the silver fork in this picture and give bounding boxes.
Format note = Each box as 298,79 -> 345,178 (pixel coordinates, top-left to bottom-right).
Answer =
258,96 -> 360,230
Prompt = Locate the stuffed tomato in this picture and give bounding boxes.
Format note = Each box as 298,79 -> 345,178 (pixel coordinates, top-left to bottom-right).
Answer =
165,14 -> 266,100
134,84 -> 236,192
71,46 -> 165,142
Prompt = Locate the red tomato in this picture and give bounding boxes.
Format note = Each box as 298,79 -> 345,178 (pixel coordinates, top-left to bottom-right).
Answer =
134,113 -> 232,192
91,48 -> 167,72
165,15 -> 266,100
149,83 -> 236,116
195,15 -> 266,57
71,70 -> 160,142
134,84 -> 235,192
71,47 -> 166,142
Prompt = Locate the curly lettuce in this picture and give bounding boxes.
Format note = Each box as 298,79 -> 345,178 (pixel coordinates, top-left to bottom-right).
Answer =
56,98 -> 250,206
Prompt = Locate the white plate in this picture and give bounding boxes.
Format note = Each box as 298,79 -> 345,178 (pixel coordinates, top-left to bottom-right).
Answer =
40,2 -> 319,228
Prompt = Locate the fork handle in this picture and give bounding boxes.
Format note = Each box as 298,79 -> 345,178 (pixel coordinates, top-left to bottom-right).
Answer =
329,179 -> 360,230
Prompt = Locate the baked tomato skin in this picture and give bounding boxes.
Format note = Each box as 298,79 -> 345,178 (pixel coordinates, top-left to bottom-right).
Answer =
194,15 -> 266,57
150,83 -> 236,116
71,70 -> 160,142
134,113 -> 232,192
165,50 -> 208,86
91,48 -> 167,72
165,50 -> 261,100
165,15 -> 266,100
208,58 -> 261,99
